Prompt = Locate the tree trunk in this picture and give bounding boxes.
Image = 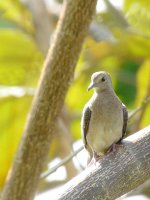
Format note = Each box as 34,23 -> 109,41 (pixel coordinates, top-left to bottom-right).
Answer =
27,0 -> 79,183
57,126 -> 150,200
1,1 -> 97,200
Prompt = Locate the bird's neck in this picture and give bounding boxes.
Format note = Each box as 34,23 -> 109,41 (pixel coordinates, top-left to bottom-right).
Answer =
95,87 -> 115,94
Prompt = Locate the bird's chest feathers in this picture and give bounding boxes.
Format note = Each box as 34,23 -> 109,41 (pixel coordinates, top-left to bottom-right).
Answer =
87,92 -> 123,154
90,92 -> 121,123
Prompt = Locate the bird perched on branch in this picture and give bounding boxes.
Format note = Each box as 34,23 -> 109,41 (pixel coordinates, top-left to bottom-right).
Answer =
81,71 -> 128,164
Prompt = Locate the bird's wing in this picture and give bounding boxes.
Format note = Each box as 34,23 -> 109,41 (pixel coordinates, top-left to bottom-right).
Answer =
81,106 -> 92,149
122,104 -> 128,138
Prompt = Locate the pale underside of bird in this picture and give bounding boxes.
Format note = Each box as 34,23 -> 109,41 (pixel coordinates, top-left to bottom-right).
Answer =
81,71 -> 128,164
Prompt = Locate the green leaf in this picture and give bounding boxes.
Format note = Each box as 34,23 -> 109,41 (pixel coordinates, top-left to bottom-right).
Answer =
140,104 -> 150,128
113,31 -> 150,58
115,60 -> 139,107
136,60 -> 150,128
136,60 -> 150,105
124,0 -> 150,11
124,0 -> 150,35
0,95 -> 32,189
0,0 -> 34,33
0,29 -> 43,86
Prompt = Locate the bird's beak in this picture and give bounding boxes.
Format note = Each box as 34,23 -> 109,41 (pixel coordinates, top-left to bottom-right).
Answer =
88,82 -> 95,91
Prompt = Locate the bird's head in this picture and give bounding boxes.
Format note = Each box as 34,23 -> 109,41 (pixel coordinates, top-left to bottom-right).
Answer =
88,71 -> 112,92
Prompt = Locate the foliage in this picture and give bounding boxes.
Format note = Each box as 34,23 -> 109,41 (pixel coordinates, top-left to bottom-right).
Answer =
0,0 -> 150,191
0,1 -> 43,188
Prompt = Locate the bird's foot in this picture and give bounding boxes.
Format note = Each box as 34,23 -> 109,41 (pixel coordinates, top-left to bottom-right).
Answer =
88,158 -> 97,166
88,152 -> 102,166
107,142 -> 123,153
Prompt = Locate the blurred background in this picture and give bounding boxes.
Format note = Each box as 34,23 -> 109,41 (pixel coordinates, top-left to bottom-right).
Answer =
0,0 -> 150,199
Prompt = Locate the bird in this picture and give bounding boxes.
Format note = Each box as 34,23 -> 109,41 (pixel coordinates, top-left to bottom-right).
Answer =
81,71 -> 128,164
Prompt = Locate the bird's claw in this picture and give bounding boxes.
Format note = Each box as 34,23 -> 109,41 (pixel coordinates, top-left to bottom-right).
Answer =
107,142 -> 123,153
88,152 -> 102,166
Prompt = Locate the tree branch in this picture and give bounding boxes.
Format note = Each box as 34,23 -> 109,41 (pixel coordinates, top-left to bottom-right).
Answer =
57,126 -> 150,200
1,1 -> 97,200
41,98 -> 150,179
129,96 -> 150,119
24,0 -> 53,54
41,146 -> 84,179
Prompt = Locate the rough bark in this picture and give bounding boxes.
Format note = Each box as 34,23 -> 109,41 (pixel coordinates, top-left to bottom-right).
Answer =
1,0 -> 97,200
26,0 -> 78,183
57,126 -> 150,200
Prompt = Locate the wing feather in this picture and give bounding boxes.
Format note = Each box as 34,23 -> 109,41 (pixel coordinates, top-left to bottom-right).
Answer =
122,104 -> 128,138
81,106 -> 91,148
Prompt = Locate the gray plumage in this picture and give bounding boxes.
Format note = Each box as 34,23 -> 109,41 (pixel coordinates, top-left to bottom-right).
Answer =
81,71 -> 128,161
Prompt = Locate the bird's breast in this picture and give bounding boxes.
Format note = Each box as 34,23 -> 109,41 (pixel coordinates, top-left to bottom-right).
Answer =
87,94 -> 123,155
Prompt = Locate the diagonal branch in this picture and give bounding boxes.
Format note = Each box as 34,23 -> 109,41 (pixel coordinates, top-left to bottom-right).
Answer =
57,126 -> 150,200
1,1 -> 97,200
41,98 -> 150,179
41,146 -> 84,179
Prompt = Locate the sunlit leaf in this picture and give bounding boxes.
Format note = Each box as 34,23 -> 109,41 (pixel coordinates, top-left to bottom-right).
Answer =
124,0 -> 150,11
0,0 -> 34,33
140,104 -> 150,128
0,29 -> 43,86
0,95 -> 32,189
124,0 -> 150,35
136,60 -> 150,128
113,31 -> 150,58
85,37 -> 112,60
136,60 -> 150,105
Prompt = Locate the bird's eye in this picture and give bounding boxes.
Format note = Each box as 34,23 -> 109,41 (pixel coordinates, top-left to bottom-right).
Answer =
101,77 -> 105,82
